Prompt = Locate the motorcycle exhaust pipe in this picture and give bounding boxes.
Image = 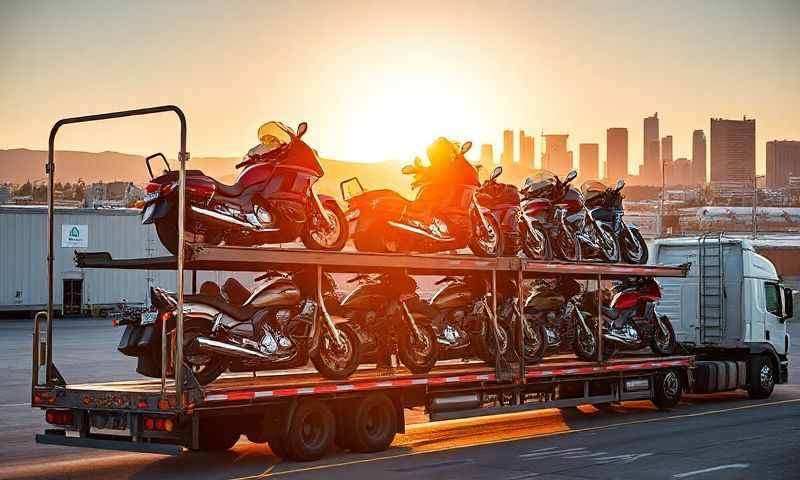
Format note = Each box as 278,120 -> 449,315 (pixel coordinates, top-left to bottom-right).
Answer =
195,336 -> 271,360
190,206 -> 256,230
386,221 -> 452,242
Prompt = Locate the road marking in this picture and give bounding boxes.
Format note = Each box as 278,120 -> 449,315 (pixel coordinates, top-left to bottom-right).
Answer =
260,398 -> 800,477
520,447 -> 585,459
672,463 -> 750,478
0,402 -> 30,407
506,473 -> 541,480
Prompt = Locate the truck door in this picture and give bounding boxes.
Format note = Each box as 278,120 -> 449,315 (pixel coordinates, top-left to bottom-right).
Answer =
763,282 -> 785,354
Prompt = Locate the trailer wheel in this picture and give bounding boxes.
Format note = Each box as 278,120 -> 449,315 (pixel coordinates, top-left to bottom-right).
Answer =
348,394 -> 397,453
652,369 -> 682,409
197,418 -> 241,451
284,399 -> 336,461
747,355 -> 776,399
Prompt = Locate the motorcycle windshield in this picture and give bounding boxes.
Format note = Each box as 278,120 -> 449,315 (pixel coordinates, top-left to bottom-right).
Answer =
581,180 -> 608,204
523,170 -> 557,197
255,121 -> 325,177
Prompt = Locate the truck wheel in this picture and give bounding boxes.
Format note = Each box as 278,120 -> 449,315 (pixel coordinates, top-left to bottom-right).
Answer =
652,369 -> 682,409
348,394 -> 398,453
267,433 -> 289,459
747,355 -> 776,399
284,400 -> 336,461
197,418 -> 241,451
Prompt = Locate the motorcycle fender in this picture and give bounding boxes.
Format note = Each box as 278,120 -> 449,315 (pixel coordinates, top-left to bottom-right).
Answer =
141,198 -> 175,224
317,193 -> 338,205
117,324 -> 140,356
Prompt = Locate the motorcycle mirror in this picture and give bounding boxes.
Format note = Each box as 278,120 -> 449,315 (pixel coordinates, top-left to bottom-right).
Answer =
490,166 -> 503,181
565,170 -> 578,183
522,177 -> 534,189
296,122 -> 308,138
401,165 -> 416,175
615,179 -> 625,190
413,156 -> 423,168
461,141 -> 473,154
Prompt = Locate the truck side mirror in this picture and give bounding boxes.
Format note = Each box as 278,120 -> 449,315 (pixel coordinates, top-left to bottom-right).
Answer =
783,287 -> 794,321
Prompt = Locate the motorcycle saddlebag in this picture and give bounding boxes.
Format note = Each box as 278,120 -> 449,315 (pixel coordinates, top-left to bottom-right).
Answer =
117,324 -> 157,357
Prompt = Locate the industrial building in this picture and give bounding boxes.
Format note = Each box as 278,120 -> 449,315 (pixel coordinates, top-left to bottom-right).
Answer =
0,206 -> 251,315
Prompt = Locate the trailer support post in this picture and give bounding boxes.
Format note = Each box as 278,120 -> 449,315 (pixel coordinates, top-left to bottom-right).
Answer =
597,273 -> 603,364
516,267 -> 526,386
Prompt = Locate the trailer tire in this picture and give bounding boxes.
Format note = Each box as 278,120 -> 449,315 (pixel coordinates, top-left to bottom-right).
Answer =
747,355 -> 775,399
197,419 -> 241,451
348,394 -> 398,453
652,368 -> 682,409
284,399 -> 336,461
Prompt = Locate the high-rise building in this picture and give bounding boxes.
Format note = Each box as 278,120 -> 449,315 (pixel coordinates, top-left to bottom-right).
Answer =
642,113 -> 660,185
710,117 -> 756,183
692,129 -> 707,185
479,144 -> 494,170
766,140 -> 800,189
606,128 -> 628,181
502,130 -> 514,166
666,157 -> 692,186
579,143 -> 599,181
661,135 -> 673,164
518,131 -> 535,168
542,134 -> 571,176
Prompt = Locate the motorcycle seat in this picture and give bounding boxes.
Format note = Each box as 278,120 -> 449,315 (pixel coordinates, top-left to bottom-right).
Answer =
223,278 -> 251,306
185,294 -> 259,321
212,179 -> 244,198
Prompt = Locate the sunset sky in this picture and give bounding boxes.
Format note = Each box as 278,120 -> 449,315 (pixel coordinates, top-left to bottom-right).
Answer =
1,0 -> 798,175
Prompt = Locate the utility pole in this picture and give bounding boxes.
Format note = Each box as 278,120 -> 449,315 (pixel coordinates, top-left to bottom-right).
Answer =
752,175 -> 765,239
660,158 -> 666,236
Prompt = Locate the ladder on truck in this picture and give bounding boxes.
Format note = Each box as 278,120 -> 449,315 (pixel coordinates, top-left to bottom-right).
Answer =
698,233 -> 725,344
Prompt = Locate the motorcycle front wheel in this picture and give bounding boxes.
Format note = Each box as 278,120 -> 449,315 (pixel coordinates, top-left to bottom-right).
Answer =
555,230 -> 580,262
514,317 -> 547,364
650,315 -> 676,355
397,321 -> 439,374
302,201 -> 349,251
468,212 -> 505,257
522,222 -> 551,261
311,323 -> 361,380
597,223 -> 620,263
476,320 -> 511,364
621,227 -> 649,264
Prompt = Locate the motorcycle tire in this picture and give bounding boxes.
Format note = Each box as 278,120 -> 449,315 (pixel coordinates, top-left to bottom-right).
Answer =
154,207 -> 179,255
622,227 -> 649,264
597,223 -> 620,263
476,320 -> 512,364
311,323 -> 361,380
650,315 -> 676,355
301,200 -> 349,251
468,212 -> 505,258
397,321 -> 439,374
513,318 -> 548,364
555,230 -> 580,262
522,222 -> 552,261
182,321 -> 229,386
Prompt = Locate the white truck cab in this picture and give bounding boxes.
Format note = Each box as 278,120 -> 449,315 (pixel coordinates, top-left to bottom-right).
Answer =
652,235 -> 792,398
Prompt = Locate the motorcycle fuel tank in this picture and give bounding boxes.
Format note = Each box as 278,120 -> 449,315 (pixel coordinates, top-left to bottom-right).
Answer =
340,283 -> 389,310
245,277 -> 302,307
430,281 -> 474,309
561,188 -> 584,215
526,293 -> 565,311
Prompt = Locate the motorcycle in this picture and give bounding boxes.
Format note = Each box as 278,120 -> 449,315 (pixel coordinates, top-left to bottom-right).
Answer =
141,121 -> 348,254
493,273 -> 548,364
519,170 -> 619,262
117,269 -> 360,385
412,274 -> 512,365
340,141 -> 504,257
524,277 -> 600,361
475,166 -> 522,256
581,179 -> 648,264
339,272 -> 439,373
580,277 -> 675,355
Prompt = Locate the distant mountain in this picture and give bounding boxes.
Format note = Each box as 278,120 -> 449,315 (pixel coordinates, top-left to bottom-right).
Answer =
0,148 -> 414,198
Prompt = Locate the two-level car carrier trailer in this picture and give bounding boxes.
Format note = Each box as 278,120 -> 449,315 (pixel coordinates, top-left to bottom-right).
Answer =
28,106 -> 761,462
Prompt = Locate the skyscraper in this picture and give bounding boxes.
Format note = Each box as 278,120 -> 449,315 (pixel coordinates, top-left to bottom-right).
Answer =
518,131 -> 535,168
661,135 -> 673,165
642,113 -> 660,185
502,130 -> 514,166
479,144 -> 494,170
606,128 -> 628,181
692,129 -> 707,185
766,140 -> 800,188
579,143 -> 599,180
542,134 -> 571,176
710,117 -> 756,183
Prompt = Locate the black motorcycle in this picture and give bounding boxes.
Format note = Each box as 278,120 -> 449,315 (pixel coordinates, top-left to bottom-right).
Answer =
475,166 -> 522,256
524,277 -> 600,361
581,179 -> 648,264
118,269 -> 360,384
494,273 -> 548,364
520,170 -> 619,262
339,272 -> 439,373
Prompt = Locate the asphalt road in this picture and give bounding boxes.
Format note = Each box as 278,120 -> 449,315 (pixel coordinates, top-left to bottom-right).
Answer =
0,318 -> 798,480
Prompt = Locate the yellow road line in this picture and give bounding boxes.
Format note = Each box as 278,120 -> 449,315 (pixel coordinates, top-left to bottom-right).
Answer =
251,397 -> 800,478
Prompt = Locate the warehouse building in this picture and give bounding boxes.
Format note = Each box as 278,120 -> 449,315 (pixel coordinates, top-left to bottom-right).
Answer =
0,206 -> 252,315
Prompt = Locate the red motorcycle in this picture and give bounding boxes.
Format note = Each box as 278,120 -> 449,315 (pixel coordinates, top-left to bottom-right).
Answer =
141,121 -> 348,254
581,277 -> 676,356
339,140 -> 504,256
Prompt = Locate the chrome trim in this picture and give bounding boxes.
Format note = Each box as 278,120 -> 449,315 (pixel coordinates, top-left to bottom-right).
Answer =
387,221 -> 453,242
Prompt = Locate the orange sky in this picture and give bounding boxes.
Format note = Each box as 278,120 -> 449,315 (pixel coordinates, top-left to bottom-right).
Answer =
1,0 -> 798,175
